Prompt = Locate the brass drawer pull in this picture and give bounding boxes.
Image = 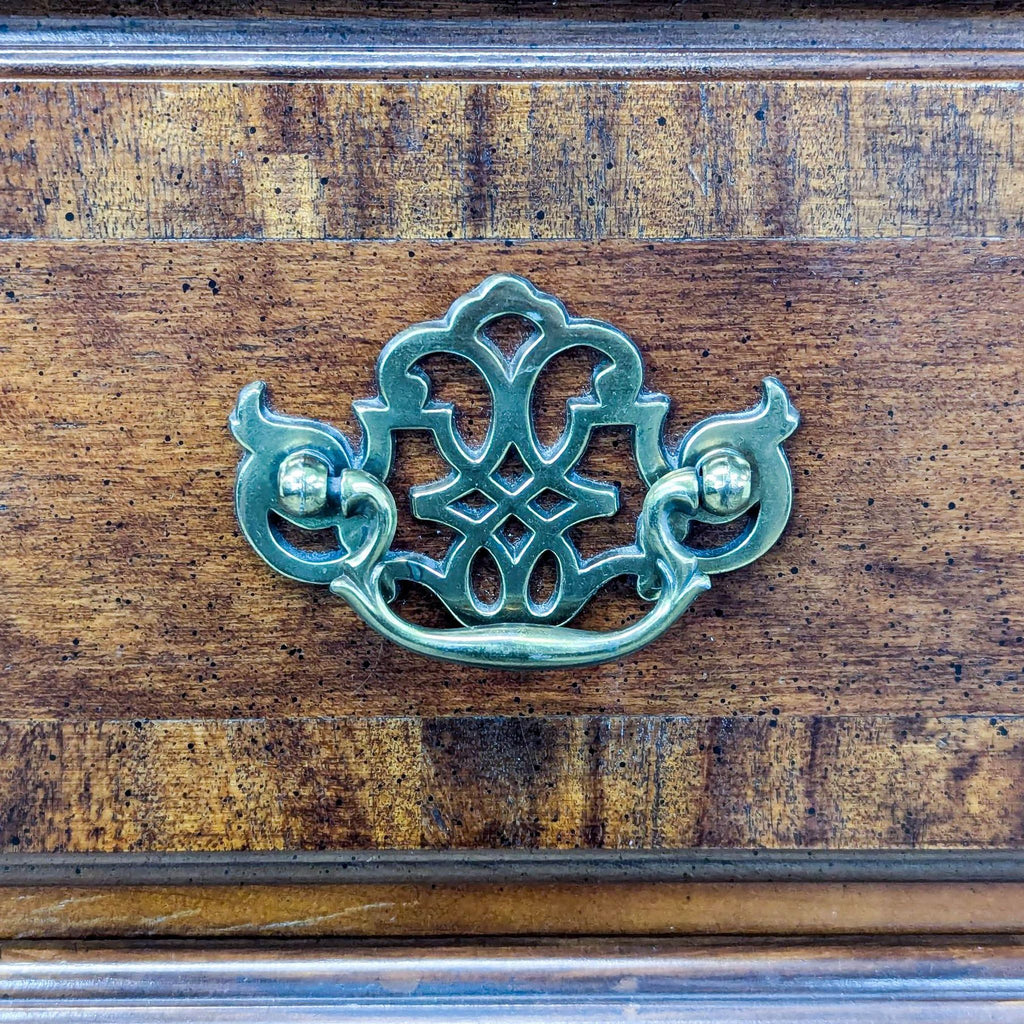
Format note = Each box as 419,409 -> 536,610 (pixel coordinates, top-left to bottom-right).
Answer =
230,274 -> 799,668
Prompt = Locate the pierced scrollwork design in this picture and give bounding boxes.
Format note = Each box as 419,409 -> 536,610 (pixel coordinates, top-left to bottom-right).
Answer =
230,274 -> 799,669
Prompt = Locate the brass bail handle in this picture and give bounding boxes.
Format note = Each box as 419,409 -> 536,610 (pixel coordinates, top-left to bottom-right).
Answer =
230,273 -> 799,669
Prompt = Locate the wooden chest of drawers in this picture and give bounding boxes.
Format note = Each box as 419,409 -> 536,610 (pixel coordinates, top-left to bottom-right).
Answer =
1,1 -> 1024,1015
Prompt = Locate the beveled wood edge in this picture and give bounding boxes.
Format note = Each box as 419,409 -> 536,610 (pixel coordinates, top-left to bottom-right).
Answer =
1,939 -> 1023,1022
6,881 -> 1024,938
3,849 -> 1024,886
2,15 -> 1024,79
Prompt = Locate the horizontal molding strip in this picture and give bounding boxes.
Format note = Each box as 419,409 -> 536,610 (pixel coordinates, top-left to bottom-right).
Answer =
3,16 -> 1024,79
0,940 -> 1023,1022
3,849 -> 1024,886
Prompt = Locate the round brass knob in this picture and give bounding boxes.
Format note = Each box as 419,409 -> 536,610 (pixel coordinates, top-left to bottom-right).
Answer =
277,450 -> 331,517
698,449 -> 753,517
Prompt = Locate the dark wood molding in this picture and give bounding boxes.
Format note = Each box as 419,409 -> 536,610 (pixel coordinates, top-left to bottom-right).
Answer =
2,14 -> 1024,79
6,879 -> 1024,938
5,852 -> 1024,938
3,849 -> 1024,886
1,939 -> 1023,1021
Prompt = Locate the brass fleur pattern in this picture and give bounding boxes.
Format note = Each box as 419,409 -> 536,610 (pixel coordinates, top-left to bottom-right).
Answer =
230,274 -> 799,668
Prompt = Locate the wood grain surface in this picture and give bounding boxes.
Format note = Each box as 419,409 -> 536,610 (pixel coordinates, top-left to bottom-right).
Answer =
2,80 -> 1024,239
2,240 -> 1021,720
1,36 -> 1023,871
0,716 -> 1022,851
0,238 -> 1022,851
3,881 -> 1024,937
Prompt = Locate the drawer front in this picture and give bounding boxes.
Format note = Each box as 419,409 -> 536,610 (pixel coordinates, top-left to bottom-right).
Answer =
1,28 -> 1023,880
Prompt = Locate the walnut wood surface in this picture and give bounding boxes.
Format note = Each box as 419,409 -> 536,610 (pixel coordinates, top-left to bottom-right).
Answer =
3,882 -> 1024,937
1,238 -> 1022,851
2,80 -> 1024,239
1,715 -> 1024,850
1,30 -> 1023,882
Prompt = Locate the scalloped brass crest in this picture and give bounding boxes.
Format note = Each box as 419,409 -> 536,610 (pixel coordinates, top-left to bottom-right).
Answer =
229,274 -> 799,669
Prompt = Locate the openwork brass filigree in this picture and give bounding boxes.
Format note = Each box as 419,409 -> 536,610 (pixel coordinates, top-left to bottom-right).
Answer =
230,274 -> 799,668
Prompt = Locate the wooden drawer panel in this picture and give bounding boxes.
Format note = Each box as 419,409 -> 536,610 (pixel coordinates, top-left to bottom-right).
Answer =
1,79 -> 1023,241
2,241 -> 1021,849
1,25 -> 1023,867
3,239 -> 1020,719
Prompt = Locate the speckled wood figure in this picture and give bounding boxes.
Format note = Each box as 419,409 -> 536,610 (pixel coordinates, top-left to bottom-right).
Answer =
230,273 -> 799,668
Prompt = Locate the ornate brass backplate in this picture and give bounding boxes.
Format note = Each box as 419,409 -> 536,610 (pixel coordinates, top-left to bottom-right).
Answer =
230,274 -> 799,668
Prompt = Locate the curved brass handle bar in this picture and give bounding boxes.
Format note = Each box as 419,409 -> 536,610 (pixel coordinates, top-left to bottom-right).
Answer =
332,572 -> 709,669
327,469 -> 710,670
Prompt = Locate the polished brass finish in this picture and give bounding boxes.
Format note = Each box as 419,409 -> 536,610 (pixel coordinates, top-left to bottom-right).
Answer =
230,274 -> 799,668
277,450 -> 331,518
698,448 -> 754,517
